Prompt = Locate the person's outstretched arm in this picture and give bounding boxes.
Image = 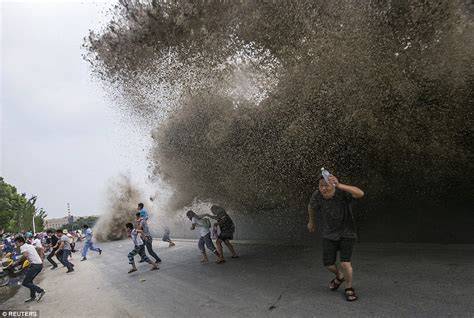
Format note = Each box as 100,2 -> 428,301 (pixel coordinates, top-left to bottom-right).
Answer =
201,213 -> 218,220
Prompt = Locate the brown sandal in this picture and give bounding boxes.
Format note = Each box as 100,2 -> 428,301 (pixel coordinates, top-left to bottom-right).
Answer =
345,288 -> 358,301
329,276 -> 345,291
128,268 -> 137,274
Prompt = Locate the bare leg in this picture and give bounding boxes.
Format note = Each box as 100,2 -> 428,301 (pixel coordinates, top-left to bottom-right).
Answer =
216,239 -> 224,260
326,264 -> 344,289
326,264 -> 344,279
223,240 -> 238,257
340,262 -> 353,288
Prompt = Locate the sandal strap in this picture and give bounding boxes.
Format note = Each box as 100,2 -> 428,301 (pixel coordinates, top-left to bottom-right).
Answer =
334,276 -> 345,283
345,288 -> 358,301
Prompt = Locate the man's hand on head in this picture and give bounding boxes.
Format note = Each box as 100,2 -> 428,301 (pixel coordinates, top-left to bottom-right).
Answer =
328,175 -> 339,187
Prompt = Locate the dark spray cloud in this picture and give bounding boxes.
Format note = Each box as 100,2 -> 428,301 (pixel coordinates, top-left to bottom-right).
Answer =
84,0 -> 474,214
94,175 -> 144,241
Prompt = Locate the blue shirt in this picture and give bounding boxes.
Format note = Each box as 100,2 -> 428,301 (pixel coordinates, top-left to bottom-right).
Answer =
85,228 -> 93,242
139,208 -> 149,221
2,239 -> 14,253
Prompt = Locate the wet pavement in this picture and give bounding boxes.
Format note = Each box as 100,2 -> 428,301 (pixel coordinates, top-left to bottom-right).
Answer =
1,239 -> 473,317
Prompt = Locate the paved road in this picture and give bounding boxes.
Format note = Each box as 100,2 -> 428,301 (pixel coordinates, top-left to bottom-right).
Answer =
2,239 -> 474,317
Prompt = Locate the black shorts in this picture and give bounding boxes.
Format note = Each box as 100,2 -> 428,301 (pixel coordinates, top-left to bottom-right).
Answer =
322,238 -> 355,266
217,234 -> 233,241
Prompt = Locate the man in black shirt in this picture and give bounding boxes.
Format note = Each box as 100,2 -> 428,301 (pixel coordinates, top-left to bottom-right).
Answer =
308,174 -> 364,301
45,230 -> 59,269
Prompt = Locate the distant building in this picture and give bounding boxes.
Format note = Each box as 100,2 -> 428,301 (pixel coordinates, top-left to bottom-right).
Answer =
44,215 -> 74,230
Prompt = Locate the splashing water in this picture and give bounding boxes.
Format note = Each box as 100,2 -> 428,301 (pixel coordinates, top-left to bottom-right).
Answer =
93,175 -> 145,241
84,1 -> 473,225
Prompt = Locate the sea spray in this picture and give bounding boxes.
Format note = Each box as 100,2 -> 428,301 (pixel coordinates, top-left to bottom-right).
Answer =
84,0 -> 473,218
94,175 -> 145,241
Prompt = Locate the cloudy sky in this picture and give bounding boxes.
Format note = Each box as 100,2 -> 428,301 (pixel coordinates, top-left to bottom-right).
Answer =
1,0 -> 151,218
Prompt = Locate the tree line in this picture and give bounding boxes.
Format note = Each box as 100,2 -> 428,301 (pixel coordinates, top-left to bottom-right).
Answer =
0,177 -> 47,233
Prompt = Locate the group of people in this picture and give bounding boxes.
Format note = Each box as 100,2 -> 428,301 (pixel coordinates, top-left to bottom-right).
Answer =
123,203 -> 238,272
3,224 -> 103,303
124,203 -> 174,273
126,172 -> 364,303
185,205 -> 239,264
3,171 -> 365,303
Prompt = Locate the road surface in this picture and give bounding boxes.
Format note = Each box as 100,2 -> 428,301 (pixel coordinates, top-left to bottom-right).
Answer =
2,239 -> 473,317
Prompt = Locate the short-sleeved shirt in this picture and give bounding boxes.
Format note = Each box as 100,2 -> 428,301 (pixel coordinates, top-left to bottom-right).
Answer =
32,238 -> 43,248
85,228 -> 93,242
218,214 -> 235,236
20,243 -> 42,264
308,189 -> 357,241
46,235 -> 59,249
131,229 -> 143,246
60,235 -> 71,250
139,208 -> 149,221
191,216 -> 210,237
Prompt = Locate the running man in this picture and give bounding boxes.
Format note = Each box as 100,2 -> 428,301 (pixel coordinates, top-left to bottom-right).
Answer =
45,230 -> 60,269
135,212 -> 161,263
186,210 -> 222,264
80,224 -> 102,261
307,174 -> 364,301
125,223 -> 158,273
55,230 -> 74,273
12,236 -> 46,303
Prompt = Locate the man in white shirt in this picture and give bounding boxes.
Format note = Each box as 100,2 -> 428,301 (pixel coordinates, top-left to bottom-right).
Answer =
32,234 -> 44,259
12,236 -> 46,303
125,223 -> 158,273
186,210 -> 222,264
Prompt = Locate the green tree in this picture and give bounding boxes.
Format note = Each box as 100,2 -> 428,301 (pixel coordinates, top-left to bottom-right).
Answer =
0,177 -> 47,233
35,208 -> 48,232
0,177 -> 18,230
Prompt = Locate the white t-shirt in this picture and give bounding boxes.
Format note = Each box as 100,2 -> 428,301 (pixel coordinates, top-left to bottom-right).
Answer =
131,229 -> 143,246
32,238 -> 43,248
192,216 -> 210,237
20,243 -> 43,264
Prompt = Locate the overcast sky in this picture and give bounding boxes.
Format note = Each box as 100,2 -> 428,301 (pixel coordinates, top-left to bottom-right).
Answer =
1,0 -> 151,219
